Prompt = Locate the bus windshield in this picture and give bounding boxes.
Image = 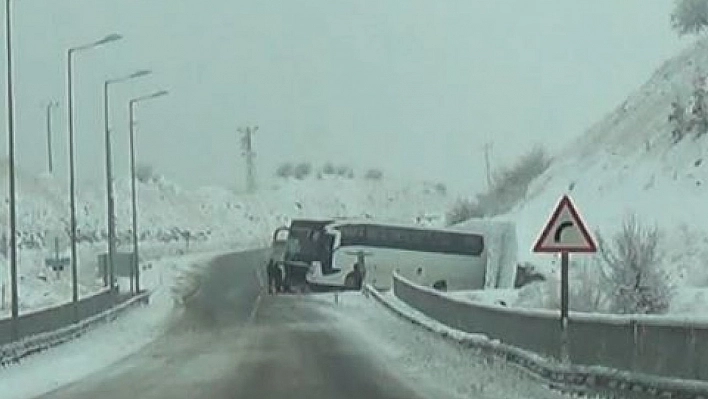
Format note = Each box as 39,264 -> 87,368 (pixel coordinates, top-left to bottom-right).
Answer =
284,227 -> 322,262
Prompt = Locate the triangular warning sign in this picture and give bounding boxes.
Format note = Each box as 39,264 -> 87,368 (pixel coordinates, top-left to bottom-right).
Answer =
533,195 -> 597,253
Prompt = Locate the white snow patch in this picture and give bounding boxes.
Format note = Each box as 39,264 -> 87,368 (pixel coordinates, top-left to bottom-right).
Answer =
0,251 -> 221,399
311,291 -> 573,399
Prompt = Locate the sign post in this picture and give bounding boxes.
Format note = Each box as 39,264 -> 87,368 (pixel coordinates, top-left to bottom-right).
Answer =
532,194 -> 596,364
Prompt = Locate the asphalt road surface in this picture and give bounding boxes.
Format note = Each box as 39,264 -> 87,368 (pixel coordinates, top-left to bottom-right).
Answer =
34,250 -> 434,399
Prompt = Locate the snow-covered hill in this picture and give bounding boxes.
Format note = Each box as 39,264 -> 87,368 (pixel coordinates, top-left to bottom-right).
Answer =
0,169 -> 454,316
494,38 -> 708,314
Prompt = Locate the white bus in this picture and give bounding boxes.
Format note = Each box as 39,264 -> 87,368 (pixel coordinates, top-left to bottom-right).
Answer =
306,221 -> 487,291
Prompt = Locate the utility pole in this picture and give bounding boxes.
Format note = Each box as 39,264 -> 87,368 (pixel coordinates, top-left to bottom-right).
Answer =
5,0 -> 19,341
483,141 -> 493,190
238,125 -> 258,193
46,101 -> 58,175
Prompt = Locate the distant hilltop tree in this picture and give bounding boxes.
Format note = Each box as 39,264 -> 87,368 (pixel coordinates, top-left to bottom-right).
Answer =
136,163 -> 159,184
671,0 -> 708,36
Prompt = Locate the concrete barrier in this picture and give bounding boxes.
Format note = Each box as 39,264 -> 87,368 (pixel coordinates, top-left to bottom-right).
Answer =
0,289 -> 127,346
391,271 -> 708,390
371,278 -> 708,397
0,291 -> 148,365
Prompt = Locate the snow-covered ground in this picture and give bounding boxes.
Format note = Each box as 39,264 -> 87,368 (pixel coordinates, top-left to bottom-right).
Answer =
312,291 -> 577,399
0,169 -> 455,317
458,37 -> 708,316
0,250 -> 222,399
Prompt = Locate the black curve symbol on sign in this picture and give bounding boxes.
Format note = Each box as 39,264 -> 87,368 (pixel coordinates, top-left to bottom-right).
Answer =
554,221 -> 574,243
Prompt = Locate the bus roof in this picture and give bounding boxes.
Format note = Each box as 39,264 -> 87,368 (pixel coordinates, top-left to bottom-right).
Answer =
289,218 -> 335,229
324,219 -> 483,235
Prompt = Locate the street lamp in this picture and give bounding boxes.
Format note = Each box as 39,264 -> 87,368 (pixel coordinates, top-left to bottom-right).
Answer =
129,89 -> 168,294
5,0 -> 19,340
66,33 -> 122,316
103,69 -> 151,291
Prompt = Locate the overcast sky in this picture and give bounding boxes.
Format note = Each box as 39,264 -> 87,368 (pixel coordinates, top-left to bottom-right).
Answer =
0,0 -> 692,193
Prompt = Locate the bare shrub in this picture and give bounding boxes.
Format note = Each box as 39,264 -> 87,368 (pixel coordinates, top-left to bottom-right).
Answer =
275,162 -> 294,178
476,146 -> 551,216
445,198 -> 484,225
321,162 -> 336,175
434,182 -> 447,195
136,163 -> 158,184
364,169 -> 383,180
292,162 -> 312,179
444,146 -> 551,224
336,165 -> 353,177
597,214 -> 673,314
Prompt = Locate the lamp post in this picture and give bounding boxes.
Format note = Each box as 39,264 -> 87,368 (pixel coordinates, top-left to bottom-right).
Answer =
66,33 -> 122,316
5,0 -> 18,340
103,69 -> 151,291
129,90 -> 168,294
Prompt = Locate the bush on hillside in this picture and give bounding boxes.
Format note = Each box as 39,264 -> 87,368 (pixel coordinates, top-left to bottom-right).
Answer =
275,162 -> 295,178
292,162 -> 312,179
597,214 -> 674,314
364,168 -> 383,180
136,163 -> 158,184
321,162 -> 336,175
445,146 -> 551,225
445,198 -> 484,225
671,0 -> 708,36
668,75 -> 708,142
434,182 -> 447,196
335,165 -> 354,178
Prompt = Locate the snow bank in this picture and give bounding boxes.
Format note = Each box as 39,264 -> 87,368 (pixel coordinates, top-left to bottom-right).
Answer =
451,219 -> 518,288
0,251 -> 221,399
373,282 -> 708,398
310,291 -> 569,399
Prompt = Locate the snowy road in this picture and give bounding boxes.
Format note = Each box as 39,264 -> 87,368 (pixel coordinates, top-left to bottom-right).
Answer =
28,249 -> 571,399
32,250 -> 431,399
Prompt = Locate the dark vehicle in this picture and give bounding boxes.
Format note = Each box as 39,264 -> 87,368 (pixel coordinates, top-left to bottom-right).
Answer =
281,218 -> 334,292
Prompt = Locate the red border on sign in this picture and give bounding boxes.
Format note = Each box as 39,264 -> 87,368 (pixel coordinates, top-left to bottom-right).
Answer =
532,195 -> 597,253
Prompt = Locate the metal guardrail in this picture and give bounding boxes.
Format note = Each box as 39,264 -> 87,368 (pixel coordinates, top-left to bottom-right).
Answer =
0,291 -> 150,366
367,273 -> 708,398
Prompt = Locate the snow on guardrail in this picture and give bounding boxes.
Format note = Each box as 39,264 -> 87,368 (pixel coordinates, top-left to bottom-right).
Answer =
364,283 -> 708,398
0,291 -> 150,366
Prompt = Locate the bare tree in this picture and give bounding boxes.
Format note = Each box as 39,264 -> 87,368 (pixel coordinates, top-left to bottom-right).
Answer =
671,0 -> 708,36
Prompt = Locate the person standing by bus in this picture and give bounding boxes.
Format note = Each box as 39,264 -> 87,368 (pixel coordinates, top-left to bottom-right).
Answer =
344,262 -> 365,290
275,261 -> 285,293
266,259 -> 278,294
